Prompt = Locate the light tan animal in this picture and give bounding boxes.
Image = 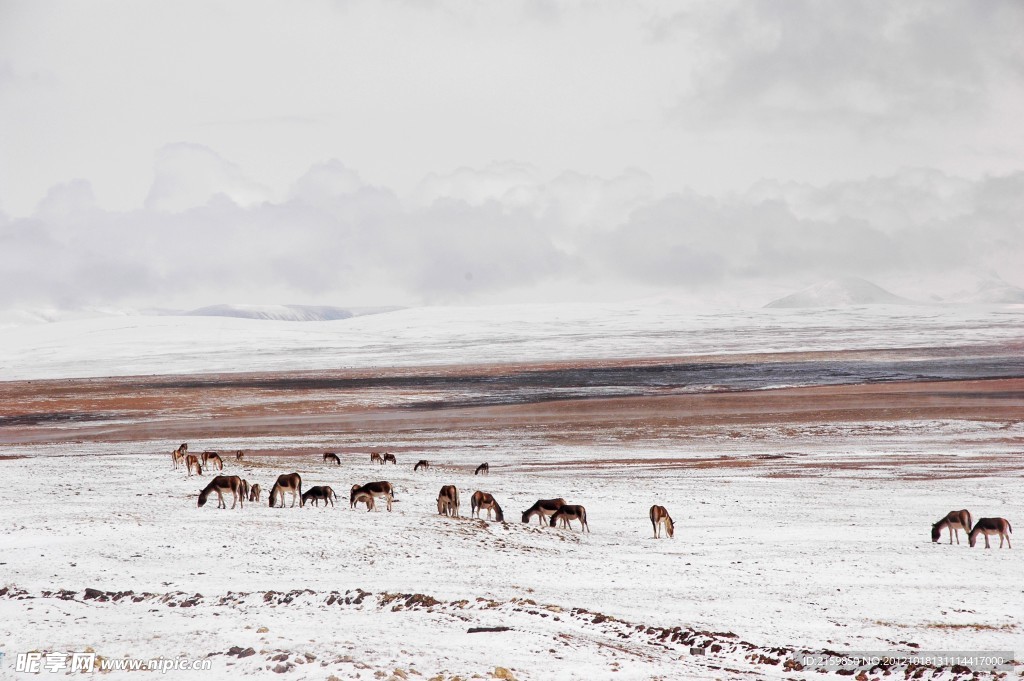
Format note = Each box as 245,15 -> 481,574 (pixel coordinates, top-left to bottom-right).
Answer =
185,454 -> 202,477
248,483 -> 262,503
370,452 -> 384,465
201,451 -> 223,471
269,473 -> 303,508
239,479 -> 250,501
931,509 -> 972,545
649,505 -> 674,539
171,443 -> 188,469
550,505 -> 589,533
437,485 -> 459,517
470,491 -> 504,522
349,485 -> 376,512
198,475 -> 244,509
969,518 -> 1012,549
350,481 -> 394,511
521,498 -> 565,526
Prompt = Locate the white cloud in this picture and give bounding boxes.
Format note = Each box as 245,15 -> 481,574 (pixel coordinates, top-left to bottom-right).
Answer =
144,143 -> 271,212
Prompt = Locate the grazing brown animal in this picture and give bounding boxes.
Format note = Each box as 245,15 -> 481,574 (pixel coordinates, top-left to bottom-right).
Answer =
185,454 -> 202,477
349,485 -> 376,512
521,498 -> 565,526
302,486 -> 338,507
383,453 -> 397,465
370,452 -> 384,465
269,473 -> 303,508
414,460 -> 429,472
203,452 -> 223,471
171,443 -> 188,469
649,505 -> 674,539
323,452 -> 341,466
198,475 -> 244,509
239,479 -> 250,501
470,491 -> 504,522
248,483 -> 262,503
550,505 -> 589,533
474,462 -> 489,476
235,450 -> 244,461
350,481 -> 394,511
931,509 -> 972,545
437,485 -> 459,517
969,518 -> 1012,549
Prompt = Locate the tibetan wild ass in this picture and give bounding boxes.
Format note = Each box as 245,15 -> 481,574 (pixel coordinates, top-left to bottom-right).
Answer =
269,473 -> 303,508
931,509 -> 972,545
521,498 -> 566,526
550,505 -> 590,533
198,475 -> 244,509
969,518 -> 1012,549
437,485 -> 460,517
470,491 -> 504,522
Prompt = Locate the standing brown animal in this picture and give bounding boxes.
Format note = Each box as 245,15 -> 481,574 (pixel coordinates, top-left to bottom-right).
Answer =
350,481 -> 394,511
248,483 -> 262,503
201,451 -> 223,471
350,485 -> 376,512
969,518 -> 1012,549
185,454 -> 202,477
521,498 -> 565,526
269,473 -> 303,508
370,452 -> 384,465
474,462 -> 489,476
235,450 -> 244,461
302,486 -> 338,507
414,460 -> 429,472
470,491 -> 504,522
649,505 -> 674,538
383,453 -> 397,465
239,479 -> 250,501
550,505 -> 589,533
931,509 -> 972,545
171,443 -> 188,469
437,485 -> 459,517
323,452 -> 341,466
198,475 -> 244,509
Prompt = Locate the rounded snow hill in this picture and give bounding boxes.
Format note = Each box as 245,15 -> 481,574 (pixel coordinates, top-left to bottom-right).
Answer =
764,277 -> 912,308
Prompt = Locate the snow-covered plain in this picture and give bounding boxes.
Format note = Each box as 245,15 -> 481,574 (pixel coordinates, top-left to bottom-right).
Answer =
1,303 -> 1022,680
1,302 -> 1023,381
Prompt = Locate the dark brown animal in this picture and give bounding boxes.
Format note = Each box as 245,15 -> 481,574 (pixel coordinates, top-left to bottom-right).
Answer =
239,479 -> 250,501
550,505 -> 589,533
248,483 -> 262,503
414,460 -> 429,472
931,509 -> 972,545
235,450 -> 244,461
185,454 -> 202,477
269,473 -> 303,508
370,452 -> 384,465
650,505 -> 674,538
470,491 -> 504,522
521,498 -> 565,526
198,475 -> 244,509
171,443 -> 188,469
350,481 -> 394,511
323,452 -> 341,466
969,518 -> 1012,548
474,462 -> 489,476
302,485 -> 337,507
437,485 -> 459,517
383,453 -> 397,465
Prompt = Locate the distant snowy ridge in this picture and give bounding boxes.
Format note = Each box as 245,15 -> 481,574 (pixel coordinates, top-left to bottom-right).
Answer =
943,277 -> 1024,304
183,304 -> 400,322
765,278 -> 913,308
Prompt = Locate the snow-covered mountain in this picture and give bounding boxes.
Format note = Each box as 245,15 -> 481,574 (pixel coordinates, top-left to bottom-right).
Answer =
943,277 -> 1024,304
764,278 -> 913,308
183,304 -> 396,322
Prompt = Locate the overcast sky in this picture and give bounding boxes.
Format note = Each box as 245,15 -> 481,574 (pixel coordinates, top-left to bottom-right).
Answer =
1,0 -> 1022,309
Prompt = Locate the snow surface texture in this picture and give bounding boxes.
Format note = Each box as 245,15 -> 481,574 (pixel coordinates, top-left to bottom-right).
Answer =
1,427 -> 1021,680
2,302 -> 1023,381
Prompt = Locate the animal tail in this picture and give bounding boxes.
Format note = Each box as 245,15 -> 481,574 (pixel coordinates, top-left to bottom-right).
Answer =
965,510 -> 972,532
1007,519 -> 1013,534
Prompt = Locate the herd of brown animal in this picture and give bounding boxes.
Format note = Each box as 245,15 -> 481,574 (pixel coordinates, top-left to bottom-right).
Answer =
177,443 -> 1012,545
